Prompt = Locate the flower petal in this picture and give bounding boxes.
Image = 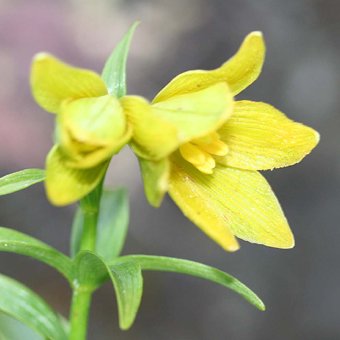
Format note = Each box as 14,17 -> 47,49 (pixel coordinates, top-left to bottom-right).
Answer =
31,53 -> 107,113
152,82 -> 233,143
122,83 -> 232,160
168,154 -> 239,252
62,127 -> 131,169
120,96 -> 179,160
169,153 -> 294,250
153,31 -> 265,102
217,101 -> 320,170
45,146 -> 108,206
57,95 -> 132,168
139,157 -> 170,207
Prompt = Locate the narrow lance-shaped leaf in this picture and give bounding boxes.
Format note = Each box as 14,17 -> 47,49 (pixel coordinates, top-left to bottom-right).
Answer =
0,227 -> 73,282
108,261 -> 143,330
0,314 -> 43,340
72,251 -> 108,289
71,188 -> 129,260
111,255 -> 265,311
0,274 -> 68,340
72,252 -> 142,330
0,169 -> 45,196
96,188 -> 129,261
102,21 -> 139,97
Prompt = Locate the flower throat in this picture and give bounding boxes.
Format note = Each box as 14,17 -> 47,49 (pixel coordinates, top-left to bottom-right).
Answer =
179,132 -> 229,174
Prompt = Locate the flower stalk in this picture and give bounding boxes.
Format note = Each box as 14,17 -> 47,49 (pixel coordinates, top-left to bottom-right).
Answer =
69,180 -> 104,339
78,181 -> 103,251
69,286 -> 93,340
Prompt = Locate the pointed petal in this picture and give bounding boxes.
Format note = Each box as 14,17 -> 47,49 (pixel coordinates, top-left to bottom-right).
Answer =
45,146 -> 108,206
217,101 -> 320,170
169,155 -> 239,252
139,158 -> 170,207
169,154 -> 294,250
31,53 -> 107,113
153,31 -> 265,102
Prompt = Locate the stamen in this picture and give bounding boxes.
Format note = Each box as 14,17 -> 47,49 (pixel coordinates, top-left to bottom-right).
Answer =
192,132 -> 220,146
180,131 -> 228,174
194,153 -> 216,174
179,143 -> 206,165
196,163 -> 214,174
199,140 -> 229,156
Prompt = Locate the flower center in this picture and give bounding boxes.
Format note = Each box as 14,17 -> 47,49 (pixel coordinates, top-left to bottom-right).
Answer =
179,132 -> 229,174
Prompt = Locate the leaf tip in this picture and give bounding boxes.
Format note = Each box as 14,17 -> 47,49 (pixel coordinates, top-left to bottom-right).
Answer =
131,20 -> 141,28
119,320 -> 133,331
256,299 -> 266,311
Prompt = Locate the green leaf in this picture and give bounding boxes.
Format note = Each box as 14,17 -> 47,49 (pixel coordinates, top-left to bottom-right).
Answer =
0,313 -> 69,340
108,261 -> 143,330
0,227 -> 73,282
96,188 -> 129,261
72,251 -> 108,289
111,255 -> 265,311
102,21 -> 139,97
0,274 -> 68,340
72,252 -> 142,330
0,313 -> 43,340
0,169 -> 45,196
71,188 -> 129,260
70,206 -> 84,258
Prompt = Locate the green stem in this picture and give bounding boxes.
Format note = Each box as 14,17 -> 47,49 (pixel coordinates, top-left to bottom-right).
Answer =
79,179 -> 103,252
79,209 -> 98,251
69,180 -> 104,340
69,287 -> 92,340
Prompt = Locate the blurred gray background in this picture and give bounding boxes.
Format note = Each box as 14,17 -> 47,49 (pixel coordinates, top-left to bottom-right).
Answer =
0,0 -> 339,339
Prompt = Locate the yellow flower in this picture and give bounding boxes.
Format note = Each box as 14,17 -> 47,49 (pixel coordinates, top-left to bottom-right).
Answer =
31,53 -> 131,205
30,31 -> 319,252
121,32 -> 319,251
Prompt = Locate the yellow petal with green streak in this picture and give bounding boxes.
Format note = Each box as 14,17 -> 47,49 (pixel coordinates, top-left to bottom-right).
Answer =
122,83 -> 232,160
169,153 -> 294,251
217,101 -> 320,170
62,127 -> 131,169
45,146 -> 108,206
120,96 -> 179,160
139,157 -> 170,207
169,154 -> 239,251
31,53 -> 107,113
58,95 -> 131,168
153,31 -> 265,102
152,82 -> 232,142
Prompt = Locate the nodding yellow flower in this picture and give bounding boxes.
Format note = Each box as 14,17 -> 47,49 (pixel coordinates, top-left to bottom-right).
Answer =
31,32 -> 318,252
121,32 -> 319,251
31,53 -> 131,205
